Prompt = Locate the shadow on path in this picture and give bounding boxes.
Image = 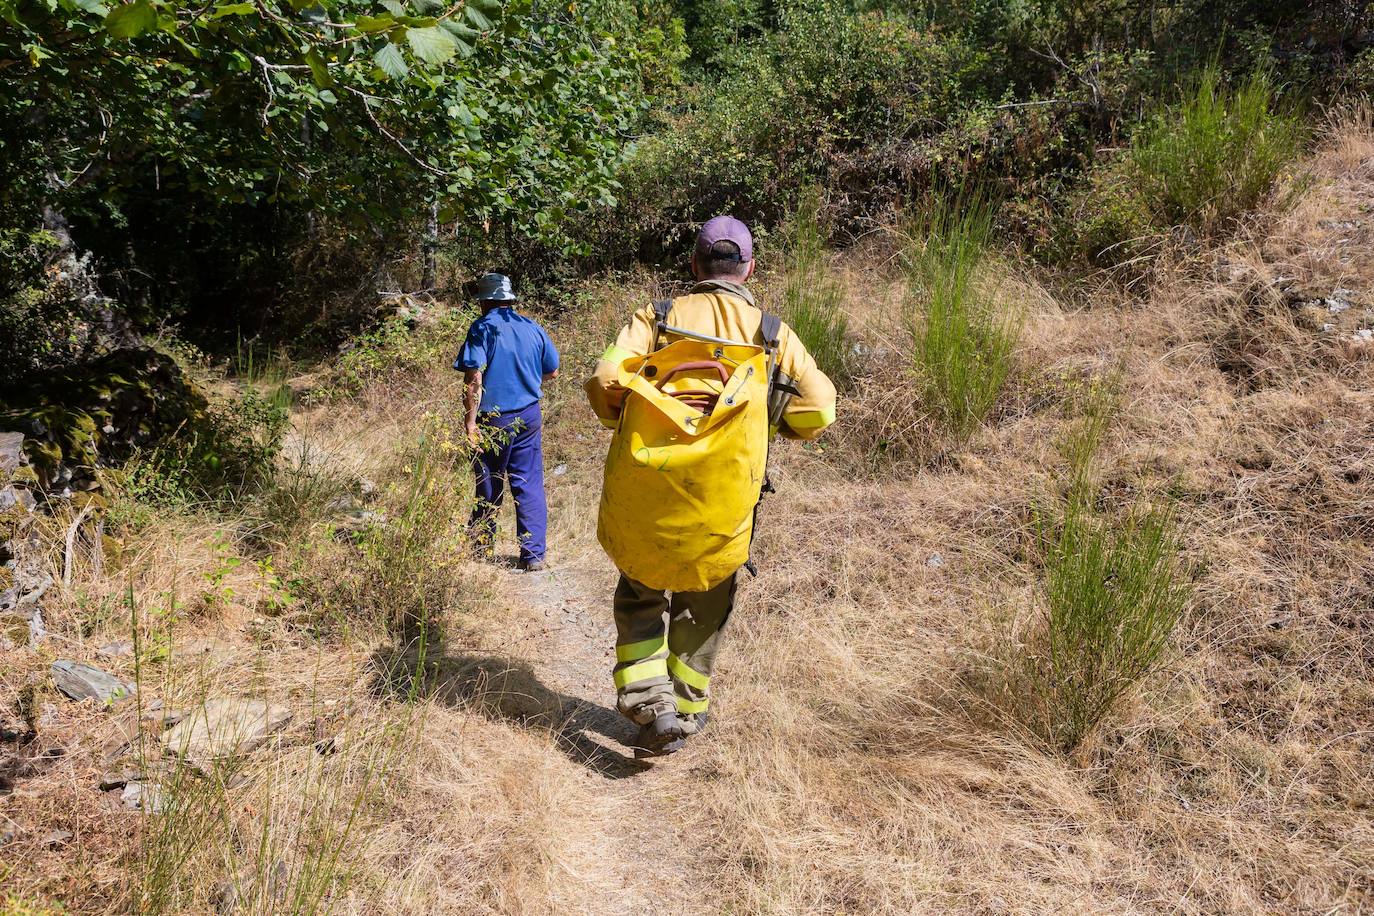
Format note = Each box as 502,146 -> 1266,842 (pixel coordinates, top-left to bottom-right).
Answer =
369,642 -> 650,780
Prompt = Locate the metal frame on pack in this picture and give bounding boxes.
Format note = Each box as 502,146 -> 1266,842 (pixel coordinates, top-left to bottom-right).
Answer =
657,322 -> 755,350
649,300 -> 779,392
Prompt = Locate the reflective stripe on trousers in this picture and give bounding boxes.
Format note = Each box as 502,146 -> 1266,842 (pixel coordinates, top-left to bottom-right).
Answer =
610,571 -> 736,726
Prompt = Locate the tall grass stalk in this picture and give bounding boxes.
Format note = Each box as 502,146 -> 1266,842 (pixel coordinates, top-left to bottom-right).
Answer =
1060,373 -> 1120,509
357,427 -> 466,653
1131,64 -> 1307,236
780,189 -> 853,386
903,193 -> 1020,442
235,337 -> 295,415
126,574 -> 426,912
1021,380 -> 1192,751
1033,500 -> 1191,751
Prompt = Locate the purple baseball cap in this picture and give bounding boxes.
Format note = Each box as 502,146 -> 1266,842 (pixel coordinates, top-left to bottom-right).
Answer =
695,215 -> 753,262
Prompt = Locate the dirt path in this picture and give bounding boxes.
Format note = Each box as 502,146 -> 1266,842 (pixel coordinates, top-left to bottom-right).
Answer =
491,561 -> 710,914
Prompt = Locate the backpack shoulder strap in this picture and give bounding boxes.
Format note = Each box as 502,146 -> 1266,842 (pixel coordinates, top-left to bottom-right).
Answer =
650,298 -> 673,352
759,311 -> 782,351
747,310 -> 785,581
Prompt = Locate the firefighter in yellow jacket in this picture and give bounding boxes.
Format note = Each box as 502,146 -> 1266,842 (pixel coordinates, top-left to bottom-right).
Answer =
585,215 -> 837,757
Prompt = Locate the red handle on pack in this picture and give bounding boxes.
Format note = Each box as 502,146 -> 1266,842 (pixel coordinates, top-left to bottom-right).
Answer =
655,360 -> 730,389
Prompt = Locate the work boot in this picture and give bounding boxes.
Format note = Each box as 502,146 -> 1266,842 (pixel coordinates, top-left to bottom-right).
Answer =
518,557 -> 547,572
680,711 -> 709,737
632,712 -> 685,758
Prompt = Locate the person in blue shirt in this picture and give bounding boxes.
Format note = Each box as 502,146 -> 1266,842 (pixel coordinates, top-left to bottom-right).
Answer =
454,273 -> 560,571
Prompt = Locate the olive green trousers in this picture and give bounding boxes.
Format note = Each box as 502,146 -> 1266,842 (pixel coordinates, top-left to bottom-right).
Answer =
611,571 -> 737,729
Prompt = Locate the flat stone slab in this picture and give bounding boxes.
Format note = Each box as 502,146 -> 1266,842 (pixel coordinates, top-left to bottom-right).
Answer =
0,432 -> 24,479
163,698 -> 291,767
98,640 -> 134,658
120,780 -> 165,812
51,660 -> 135,705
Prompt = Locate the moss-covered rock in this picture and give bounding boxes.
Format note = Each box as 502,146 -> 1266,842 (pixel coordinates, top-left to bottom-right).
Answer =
0,348 -> 214,492
0,431 -> 24,480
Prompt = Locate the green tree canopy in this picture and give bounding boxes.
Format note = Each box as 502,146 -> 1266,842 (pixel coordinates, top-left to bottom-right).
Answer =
0,0 -> 655,264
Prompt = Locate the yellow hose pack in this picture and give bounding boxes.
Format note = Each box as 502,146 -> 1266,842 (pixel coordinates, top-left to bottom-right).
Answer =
597,337 -> 771,592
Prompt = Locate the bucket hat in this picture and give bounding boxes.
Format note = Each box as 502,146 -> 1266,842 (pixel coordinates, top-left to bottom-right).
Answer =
475,272 -> 517,302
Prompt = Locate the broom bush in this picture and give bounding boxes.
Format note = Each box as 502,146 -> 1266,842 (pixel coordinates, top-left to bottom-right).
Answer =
903,194 -> 1020,442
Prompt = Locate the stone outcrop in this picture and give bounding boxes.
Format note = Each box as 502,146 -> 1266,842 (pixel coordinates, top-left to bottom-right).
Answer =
0,431 -> 45,650
50,660 -> 136,705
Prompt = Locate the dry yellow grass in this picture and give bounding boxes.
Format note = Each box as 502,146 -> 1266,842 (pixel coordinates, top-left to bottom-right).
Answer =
661,109 -> 1374,913
4,111 -> 1373,914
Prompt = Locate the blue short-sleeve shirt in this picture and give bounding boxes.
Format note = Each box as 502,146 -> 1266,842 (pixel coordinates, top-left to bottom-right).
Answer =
454,306 -> 559,414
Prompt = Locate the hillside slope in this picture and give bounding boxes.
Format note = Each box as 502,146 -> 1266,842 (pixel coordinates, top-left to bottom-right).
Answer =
3,111 -> 1372,915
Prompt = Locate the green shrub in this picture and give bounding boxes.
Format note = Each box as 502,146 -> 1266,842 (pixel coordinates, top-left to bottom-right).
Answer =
1020,379 -> 1193,752
1061,165 -> 1160,269
1070,64 -> 1306,265
779,191 -> 853,388
118,386 -> 288,510
0,227 -> 77,389
1132,65 -> 1306,235
233,340 -> 295,416
902,193 -> 1020,442
313,308 -> 470,402
587,4 -> 988,257
1031,501 -> 1192,752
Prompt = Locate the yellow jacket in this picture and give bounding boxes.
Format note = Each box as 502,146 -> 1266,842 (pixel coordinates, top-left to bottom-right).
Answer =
585,279 -> 837,439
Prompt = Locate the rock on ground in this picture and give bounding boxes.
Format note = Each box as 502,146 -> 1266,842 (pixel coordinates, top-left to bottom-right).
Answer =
0,432 -> 25,478
163,698 -> 291,768
120,780 -> 165,812
50,660 -> 135,705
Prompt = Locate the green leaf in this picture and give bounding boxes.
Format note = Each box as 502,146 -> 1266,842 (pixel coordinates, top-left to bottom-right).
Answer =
353,13 -> 393,31
406,25 -> 455,65
210,2 -> 254,16
468,0 -> 501,12
24,41 -> 52,65
104,0 -> 156,38
72,0 -> 109,15
462,4 -> 491,30
440,18 -> 476,37
373,41 -> 408,79
439,20 -> 475,55
304,48 -> 332,86
380,0 -> 405,15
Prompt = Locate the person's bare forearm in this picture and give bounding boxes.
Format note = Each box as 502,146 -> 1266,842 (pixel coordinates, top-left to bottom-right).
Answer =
464,369 -> 482,441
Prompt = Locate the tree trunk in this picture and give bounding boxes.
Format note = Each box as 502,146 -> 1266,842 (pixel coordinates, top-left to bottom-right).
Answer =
421,198 -> 438,296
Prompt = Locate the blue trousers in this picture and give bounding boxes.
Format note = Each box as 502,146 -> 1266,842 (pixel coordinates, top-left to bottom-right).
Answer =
469,400 -> 547,563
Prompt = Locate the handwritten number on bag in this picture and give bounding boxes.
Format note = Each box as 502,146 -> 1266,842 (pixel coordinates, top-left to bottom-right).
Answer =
634,446 -> 670,471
